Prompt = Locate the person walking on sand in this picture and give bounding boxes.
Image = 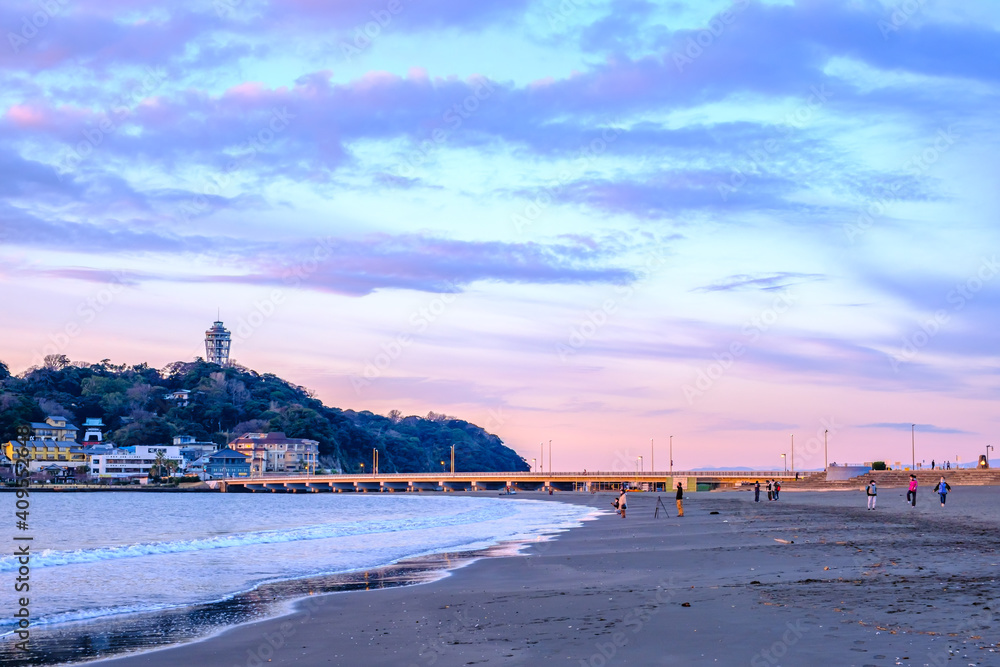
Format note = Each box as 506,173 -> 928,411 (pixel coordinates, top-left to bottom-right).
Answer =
618,488 -> 628,518
865,479 -> 877,510
934,477 -> 951,506
906,474 -> 918,507
676,482 -> 685,517
754,480 -> 761,502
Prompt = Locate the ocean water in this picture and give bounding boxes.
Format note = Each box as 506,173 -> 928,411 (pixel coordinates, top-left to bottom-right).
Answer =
0,492 -> 594,664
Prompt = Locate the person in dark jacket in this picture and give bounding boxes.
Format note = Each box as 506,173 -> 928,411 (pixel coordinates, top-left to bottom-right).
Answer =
676,482 -> 685,517
934,477 -> 951,506
865,479 -> 877,510
754,480 -> 761,503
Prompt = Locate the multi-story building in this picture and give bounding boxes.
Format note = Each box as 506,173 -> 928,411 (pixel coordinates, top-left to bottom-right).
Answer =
30,415 -> 80,442
89,445 -> 184,479
3,438 -> 89,472
204,448 -> 252,479
229,432 -> 318,474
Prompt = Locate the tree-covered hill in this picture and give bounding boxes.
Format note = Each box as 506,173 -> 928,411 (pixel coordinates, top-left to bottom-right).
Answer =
0,356 -> 529,474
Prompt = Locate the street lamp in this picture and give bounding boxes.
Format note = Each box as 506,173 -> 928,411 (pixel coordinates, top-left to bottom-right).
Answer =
824,429 -> 828,470
638,455 -> 643,474
911,424 -> 915,470
450,444 -> 456,474
780,453 -> 787,473
440,460 -> 446,473
360,462 -> 364,475
669,435 -> 673,475
549,439 -> 552,474
532,457 -> 536,473
986,445 -> 994,470
790,434 -> 794,473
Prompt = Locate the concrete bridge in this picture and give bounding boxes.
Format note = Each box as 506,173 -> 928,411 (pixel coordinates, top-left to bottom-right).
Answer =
211,470 -> 808,493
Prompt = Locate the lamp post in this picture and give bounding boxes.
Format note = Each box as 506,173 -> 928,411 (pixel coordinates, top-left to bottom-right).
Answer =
790,434 -> 794,473
824,429 -> 828,470
911,423 -> 915,470
532,457 -> 536,473
638,455 -> 643,474
440,460 -> 446,473
373,448 -> 378,476
986,445 -> 994,470
549,439 -> 552,474
669,435 -> 673,475
780,453 -> 787,473
360,462 -> 364,475
450,445 -> 455,475
540,442 -> 544,474
650,438 -> 654,473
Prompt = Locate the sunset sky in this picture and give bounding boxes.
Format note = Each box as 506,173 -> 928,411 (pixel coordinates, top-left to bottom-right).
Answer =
2,0 -> 998,470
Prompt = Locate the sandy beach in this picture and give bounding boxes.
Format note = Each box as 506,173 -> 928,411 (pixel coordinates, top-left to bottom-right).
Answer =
96,487 -> 1000,667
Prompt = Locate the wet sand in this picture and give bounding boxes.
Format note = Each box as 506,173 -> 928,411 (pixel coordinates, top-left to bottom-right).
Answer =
96,487 -> 1000,666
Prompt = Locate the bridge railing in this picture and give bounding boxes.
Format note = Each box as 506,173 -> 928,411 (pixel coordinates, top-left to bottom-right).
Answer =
226,470 -> 805,481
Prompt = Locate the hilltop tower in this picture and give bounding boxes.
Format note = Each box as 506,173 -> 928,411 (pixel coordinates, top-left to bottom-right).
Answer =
205,319 -> 232,366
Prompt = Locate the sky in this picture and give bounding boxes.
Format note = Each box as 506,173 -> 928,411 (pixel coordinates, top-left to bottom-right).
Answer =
1,0 -> 999,472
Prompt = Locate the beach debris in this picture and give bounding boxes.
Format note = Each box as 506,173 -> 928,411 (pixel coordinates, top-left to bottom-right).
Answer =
824,566 -> 830,570
681,602 -> 691,607
774,538 -> 792,544
709,511 -> 720,515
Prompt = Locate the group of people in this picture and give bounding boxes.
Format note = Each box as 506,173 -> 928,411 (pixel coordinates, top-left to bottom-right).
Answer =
752,479 -> 781,502
866,474 -> 952,509
613,482 -> 686,518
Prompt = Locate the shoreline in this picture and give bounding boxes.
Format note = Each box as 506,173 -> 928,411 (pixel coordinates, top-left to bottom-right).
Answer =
91,488 -> 1000,666
4,494 -> 594,667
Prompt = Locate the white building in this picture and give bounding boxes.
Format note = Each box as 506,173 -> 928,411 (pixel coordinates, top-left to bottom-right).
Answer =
90,445 -> 184,479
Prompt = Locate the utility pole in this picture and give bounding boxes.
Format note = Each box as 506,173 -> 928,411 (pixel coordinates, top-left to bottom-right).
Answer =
791,434 -> 794,473
549,439 -> 552,474
911,424 -> 915,470
451,445 -> 455,475
540,442 -> 544,474
651,438 -> 654,473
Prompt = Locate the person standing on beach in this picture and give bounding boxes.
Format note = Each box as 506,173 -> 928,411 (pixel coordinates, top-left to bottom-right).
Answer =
773,481 -> 780,501
766,480 -> 773,501
931,459 -> 935,470
618,488 -> 628,518
754,480 -> 761,502
675,482 -> 684,517
865,479 -> 877,510
934,477 -> 951,506
906,474 -> 918,506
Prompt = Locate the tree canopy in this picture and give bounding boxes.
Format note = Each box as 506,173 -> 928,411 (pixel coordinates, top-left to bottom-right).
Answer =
0,358 -> 529,473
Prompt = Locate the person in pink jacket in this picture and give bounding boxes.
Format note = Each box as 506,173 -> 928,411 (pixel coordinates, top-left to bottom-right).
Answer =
906,474 -> 918,507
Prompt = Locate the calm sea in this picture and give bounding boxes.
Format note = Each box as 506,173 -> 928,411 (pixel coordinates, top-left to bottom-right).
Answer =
0,492 -> 595,664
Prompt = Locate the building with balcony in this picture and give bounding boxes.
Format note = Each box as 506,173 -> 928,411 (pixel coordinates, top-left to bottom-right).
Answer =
90,445 -> 184,479
229,432 -> 319,474
30,416 -> 80,442
3,438 -> 89,472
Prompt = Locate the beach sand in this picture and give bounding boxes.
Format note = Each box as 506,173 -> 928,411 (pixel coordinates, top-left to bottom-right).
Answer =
97,487 -> 1000,666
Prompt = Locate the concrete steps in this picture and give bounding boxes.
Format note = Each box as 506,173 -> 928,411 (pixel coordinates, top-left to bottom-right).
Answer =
786,469 -> 1000,491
